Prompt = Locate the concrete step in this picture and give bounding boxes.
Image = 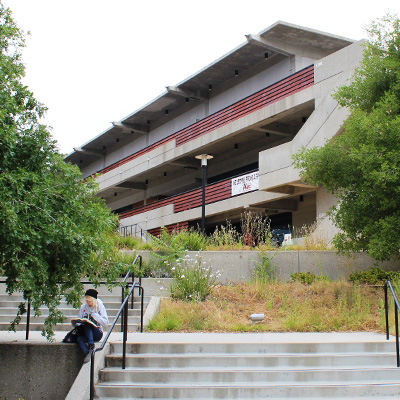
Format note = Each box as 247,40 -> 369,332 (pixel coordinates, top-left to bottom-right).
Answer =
97,398 -> 398,400
0,307 -> 144,318
0,322 -> 141,332
93,338 -> 399,399
105,352 -> 395,369
109,341 -> 395,354
0,277 -> 169,297
94,382 -> 400,398
99,366 -> 400,383
0,313 -> 144,324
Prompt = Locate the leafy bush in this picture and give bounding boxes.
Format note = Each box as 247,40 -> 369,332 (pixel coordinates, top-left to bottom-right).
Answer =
349,267 -> 400,284
290,272 -> 330,285
170,253 -> 219,301
113,234 -> 154,250
149,228 -> 209,276
110,251 -> 153,278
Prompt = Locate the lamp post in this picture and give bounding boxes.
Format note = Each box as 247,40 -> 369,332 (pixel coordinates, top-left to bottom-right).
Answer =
195,154 -> 213,234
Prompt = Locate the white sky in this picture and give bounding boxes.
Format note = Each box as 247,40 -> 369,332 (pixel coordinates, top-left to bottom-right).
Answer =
3,0 -> 399,154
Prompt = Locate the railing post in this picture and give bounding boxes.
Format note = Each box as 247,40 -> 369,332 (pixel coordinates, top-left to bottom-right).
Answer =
90,350 -> 95,400
121,285 -> 124,331
140,287 -> 144,333
138,255 -> 142,297
25,300 -> 31,341
131,270 -> 135,310
395,301 -> 400,368
385,283 -> 389,340
122,299 -> 128,369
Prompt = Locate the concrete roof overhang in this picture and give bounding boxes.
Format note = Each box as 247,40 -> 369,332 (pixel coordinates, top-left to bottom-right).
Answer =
65,21 -> 354,166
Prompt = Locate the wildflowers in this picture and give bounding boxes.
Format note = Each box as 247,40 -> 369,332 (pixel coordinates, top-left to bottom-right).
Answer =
170,253 -> 221,301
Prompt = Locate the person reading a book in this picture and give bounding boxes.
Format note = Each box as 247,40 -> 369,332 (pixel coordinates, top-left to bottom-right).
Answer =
72,289 -> 109,363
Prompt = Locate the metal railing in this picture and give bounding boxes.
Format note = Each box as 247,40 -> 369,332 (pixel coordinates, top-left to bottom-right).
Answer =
120,256 -> 143,331
384,281 -> 400,367
119,223 -> 148,241
90,254 -> 144,400
0,254 -> 144,340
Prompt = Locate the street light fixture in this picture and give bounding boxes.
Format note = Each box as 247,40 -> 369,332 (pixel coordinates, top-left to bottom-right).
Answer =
195,154 -> 213,234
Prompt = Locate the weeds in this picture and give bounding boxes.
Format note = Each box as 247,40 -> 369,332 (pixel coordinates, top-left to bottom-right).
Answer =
170,253 -> 220,301
290,221 -> 331,250
254,252 -> 277,283
148,280 -> 386,333
240,211 -> 271,247
206,221 -> 243,250
290,272 -> 330,285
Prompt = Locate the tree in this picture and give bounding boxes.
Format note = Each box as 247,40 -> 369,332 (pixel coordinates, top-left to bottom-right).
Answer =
0,5 -> 121,338
293,15 -> 400,262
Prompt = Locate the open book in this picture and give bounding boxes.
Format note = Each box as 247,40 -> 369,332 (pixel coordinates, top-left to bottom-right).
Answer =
71,317 -> 99,328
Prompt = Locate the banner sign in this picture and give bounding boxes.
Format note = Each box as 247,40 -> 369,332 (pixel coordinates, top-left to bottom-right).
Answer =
231,171 -> 259,196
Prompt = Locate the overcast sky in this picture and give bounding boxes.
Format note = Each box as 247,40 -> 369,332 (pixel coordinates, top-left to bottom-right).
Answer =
3,0 -> 399,154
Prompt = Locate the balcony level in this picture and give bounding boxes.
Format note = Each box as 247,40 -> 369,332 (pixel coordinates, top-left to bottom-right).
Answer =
97,67 -> 314,206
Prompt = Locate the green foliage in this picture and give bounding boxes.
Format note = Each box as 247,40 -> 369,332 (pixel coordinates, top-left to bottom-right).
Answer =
349,267 -> 400,284
293,14 -> 400,261
147,309 -> 183,331
207,221 -> 243,249
0,5 -> 120,339
170,253 -> 219,301
113,233 -> 154,250
149,228 -> 208,276
290,272 -> 329,285
254,252 -> 277,283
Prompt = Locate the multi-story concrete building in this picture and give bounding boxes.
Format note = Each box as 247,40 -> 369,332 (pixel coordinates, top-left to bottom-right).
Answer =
66,21 -> 363,240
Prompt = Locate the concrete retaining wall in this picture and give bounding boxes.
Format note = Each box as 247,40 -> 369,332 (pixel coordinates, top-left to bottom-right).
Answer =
0,342 -> 83,400
132,250 -> 400,283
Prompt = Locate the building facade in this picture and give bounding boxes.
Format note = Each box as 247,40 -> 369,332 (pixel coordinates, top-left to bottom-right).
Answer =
66,22 -> 364,240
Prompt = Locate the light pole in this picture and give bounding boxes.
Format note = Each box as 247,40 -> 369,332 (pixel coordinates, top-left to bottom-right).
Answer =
195,154 -> 213,234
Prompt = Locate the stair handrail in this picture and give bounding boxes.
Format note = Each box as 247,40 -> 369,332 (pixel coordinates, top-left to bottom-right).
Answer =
89,254 -> 144,400
384,281 -> 400,367
120,254 -> 143,330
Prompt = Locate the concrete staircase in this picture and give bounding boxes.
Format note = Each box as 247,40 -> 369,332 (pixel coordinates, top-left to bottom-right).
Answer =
0,283 -> 153,333
94,335 -> 400,399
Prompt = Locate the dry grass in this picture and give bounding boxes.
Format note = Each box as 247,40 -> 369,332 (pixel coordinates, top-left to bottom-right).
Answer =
148,281 -> 390,333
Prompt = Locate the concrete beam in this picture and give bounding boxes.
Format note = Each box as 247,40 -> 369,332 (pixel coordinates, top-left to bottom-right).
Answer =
254,124 -> 296,138
166,86 -> 207,101
264,199 -> 298,211
266,184 -> 317,195
167,160 -> 199,169
112,121 -> 149,135
73,147 -> 104,158
117,181 -> 147,190
245,34 -> 294,57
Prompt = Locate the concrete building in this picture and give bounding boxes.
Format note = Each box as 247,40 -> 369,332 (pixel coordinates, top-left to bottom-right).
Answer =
65,21 -> 363,240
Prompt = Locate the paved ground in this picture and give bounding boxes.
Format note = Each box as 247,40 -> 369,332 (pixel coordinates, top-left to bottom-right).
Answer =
0,329 -> 393,344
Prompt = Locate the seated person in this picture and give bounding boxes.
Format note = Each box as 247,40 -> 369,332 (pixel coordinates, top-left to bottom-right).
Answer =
72,289 -> 109,363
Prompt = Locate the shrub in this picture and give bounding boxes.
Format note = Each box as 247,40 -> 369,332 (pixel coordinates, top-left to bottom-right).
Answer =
170,253 -> 219,301
349,267 -> 400,285
113,233 -> 153,250
290,272 -> 330,285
